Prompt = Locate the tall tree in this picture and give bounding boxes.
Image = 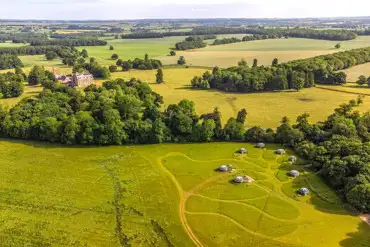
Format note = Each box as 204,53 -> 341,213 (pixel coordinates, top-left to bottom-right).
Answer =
236,108 -> 247,124
272,58 -> 279,66
156,69 -> 164,83
252,59 -> 258,68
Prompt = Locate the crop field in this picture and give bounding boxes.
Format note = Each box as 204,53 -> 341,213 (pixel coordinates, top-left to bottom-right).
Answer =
0,139 -> 368,246
109,68 -> 370,128
157,36 -> 370,68
1,35 -> 369,71
341,63 -> 370,82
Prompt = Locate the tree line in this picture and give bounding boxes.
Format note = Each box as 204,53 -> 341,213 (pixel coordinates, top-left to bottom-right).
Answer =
212,34 -> 282,46
115,55 -> 162,71
0,80 -> 368,212
191,47 -> 370,92
121,27 -> 358,41
0,32 -> 48,43
213,37 -> 242,45
175,36 -> 207,50
29,39 -> 107,47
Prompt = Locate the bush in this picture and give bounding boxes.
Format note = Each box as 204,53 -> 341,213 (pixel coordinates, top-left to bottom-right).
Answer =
109,65 -> 118,73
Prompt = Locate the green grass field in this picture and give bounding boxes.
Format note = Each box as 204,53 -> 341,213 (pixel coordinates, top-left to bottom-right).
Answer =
108,68 -> 370,128
0,139 -> 368,246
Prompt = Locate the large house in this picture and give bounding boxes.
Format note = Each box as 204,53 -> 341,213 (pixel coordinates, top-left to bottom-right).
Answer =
53,69 -> 95,87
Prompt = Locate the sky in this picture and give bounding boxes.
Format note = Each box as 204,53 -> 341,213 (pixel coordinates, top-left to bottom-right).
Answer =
0,0 -> 369,20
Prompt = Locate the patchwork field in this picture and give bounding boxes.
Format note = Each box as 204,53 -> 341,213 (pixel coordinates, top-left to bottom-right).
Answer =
2,35 -> 369,71
157,36 -> 370,68
0,139 -> 368,246
108,68 -> 370,128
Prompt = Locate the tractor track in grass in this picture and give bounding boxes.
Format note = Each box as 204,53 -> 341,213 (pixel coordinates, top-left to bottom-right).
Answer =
157,151 -> 302,246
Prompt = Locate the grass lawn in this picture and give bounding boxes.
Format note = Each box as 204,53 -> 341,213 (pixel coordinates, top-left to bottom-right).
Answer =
77,36 -> 186,66
0,139 -> 368,246
108,68 -> 370,128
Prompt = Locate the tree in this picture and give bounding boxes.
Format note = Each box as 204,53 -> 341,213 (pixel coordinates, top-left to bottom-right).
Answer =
223,118 -> 244,141
81,49 -> 89,58
177,56 -> 186,65
109,65 -> 118,73
252,59 -> 258,68
236,109 -> 247,124
121,61 -> 131,71
357,75 -> 367,85
28,65 -> 46,86
272,58 -> 279,66
170,51 -> 176,56
45,51 -> 57,61
156,69 -> 164,83
238,59 -> 248,67
291,72 -> 305,91
116,59 -> 123,66
109,45 -> 114,50
335,43 -> 341,49
111,54 -> 119,60
145,53 -> 149,62
90,57 -> 96,63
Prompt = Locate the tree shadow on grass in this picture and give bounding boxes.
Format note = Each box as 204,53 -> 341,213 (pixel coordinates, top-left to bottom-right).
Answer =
339,222 -> 370,247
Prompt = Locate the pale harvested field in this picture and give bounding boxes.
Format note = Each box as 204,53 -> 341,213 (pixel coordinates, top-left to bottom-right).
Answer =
157,50 -> 337,68
341,63 -> 370,82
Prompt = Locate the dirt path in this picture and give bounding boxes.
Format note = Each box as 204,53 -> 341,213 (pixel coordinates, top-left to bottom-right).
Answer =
157,155 -> 204,247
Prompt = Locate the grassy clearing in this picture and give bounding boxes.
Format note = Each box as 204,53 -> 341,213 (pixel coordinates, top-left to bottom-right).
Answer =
0,85 -> 42,107
0,140 -> 368,247
109,68 -> 370,128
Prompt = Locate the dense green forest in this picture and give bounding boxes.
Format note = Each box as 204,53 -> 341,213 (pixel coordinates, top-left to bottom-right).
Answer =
0,79 -> 368,212
191,47 -> 370,92
121,27 -> 358,41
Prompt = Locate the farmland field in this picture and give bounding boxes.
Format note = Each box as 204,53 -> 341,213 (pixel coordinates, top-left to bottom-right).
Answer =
0,139 -> 368,246
341,63 -> 370,82
1,35 -> 369,71
108,68 -> 370,128
157,36 -> 370,68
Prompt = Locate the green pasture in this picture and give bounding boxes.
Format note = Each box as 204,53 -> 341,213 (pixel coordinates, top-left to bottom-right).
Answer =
0,140 -> 368,246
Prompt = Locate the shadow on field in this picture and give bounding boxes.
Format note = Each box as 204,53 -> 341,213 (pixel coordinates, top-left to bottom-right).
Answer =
339,222 -> 370,247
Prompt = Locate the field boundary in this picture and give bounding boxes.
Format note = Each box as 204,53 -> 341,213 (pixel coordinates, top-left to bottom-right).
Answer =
316,85 -> 370,96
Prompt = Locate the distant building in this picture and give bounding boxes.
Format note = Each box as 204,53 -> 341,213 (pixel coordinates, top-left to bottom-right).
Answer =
53,68 -> 95,87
